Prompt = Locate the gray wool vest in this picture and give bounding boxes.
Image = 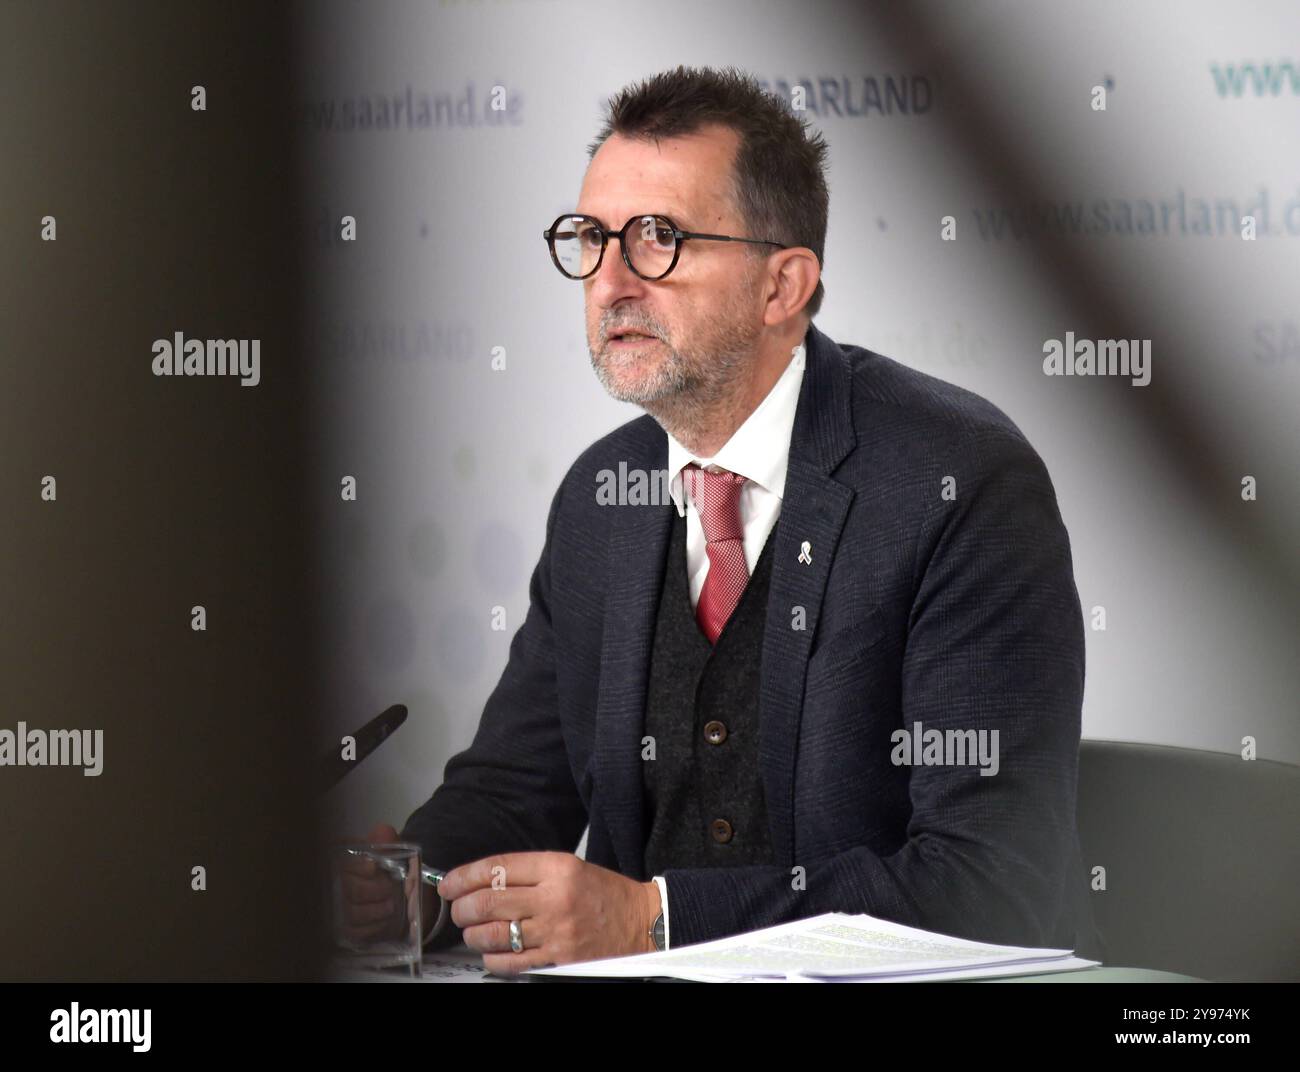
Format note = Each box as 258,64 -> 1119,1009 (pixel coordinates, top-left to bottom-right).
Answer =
642,505 -> 779,877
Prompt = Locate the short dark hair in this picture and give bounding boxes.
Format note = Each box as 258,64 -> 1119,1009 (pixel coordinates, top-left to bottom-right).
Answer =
588,65 -> 830,320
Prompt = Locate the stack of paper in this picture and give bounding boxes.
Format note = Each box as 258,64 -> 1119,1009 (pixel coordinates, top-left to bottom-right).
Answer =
526,913 -> 1100,982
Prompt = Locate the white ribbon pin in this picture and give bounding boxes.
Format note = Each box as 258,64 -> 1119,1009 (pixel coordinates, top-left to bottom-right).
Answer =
798,540 -> 813,565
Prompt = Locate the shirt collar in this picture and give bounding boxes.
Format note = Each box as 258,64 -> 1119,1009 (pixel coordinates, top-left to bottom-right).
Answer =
666,344 -> 806,517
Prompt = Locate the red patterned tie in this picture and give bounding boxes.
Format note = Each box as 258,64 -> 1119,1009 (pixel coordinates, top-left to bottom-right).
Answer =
683,463 -> 750,645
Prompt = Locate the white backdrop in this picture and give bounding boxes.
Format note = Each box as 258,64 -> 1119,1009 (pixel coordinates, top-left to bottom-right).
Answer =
296,0 -> 1300,838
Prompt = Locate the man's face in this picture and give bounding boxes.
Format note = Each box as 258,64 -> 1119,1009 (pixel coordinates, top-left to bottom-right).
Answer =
576,124 -> 766,407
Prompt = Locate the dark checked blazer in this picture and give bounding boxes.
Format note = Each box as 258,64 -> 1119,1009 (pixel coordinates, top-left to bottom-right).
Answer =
403,319 -> 1096,954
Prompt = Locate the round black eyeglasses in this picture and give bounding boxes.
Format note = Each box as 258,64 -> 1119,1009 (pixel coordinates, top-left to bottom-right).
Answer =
543,213 -> 790,281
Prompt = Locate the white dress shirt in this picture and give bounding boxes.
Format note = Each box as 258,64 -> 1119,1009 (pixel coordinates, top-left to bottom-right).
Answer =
649,344 -> 806,949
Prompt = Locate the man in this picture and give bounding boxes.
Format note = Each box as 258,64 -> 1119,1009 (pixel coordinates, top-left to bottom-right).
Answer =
351,65 -> 1096,977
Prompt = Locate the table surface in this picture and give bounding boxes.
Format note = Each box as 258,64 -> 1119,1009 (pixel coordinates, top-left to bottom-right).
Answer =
331,946 -> 1204,984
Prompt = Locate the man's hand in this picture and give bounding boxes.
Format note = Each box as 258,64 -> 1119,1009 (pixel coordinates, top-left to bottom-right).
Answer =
437,852 -> 661,976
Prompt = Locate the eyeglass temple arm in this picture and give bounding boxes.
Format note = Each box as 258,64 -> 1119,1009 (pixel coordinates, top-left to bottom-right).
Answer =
678,231 -> 787,248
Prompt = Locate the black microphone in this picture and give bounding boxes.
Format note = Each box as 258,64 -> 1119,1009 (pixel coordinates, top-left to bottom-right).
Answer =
319,704 -> 408,792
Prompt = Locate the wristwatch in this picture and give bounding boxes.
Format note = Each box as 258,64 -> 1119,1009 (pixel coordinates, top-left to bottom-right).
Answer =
650,909 -> 666,952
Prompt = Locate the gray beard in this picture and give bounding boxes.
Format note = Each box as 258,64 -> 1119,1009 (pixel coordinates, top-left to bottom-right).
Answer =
590,311 -> 763,454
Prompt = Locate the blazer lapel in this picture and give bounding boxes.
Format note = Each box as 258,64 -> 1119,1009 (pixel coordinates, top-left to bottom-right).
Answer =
590,431 -> 673,878
758,323 -> 857,864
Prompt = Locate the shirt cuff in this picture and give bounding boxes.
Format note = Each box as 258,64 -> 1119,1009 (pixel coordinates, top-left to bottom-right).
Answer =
651,875 -> 670,950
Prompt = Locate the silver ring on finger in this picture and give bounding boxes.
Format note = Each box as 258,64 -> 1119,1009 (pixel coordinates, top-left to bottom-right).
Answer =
509,919 -> 524,954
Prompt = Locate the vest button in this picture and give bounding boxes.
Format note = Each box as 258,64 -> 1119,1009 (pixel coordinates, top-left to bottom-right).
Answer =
710,818 -> 734,843
703,720 -> 728,745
